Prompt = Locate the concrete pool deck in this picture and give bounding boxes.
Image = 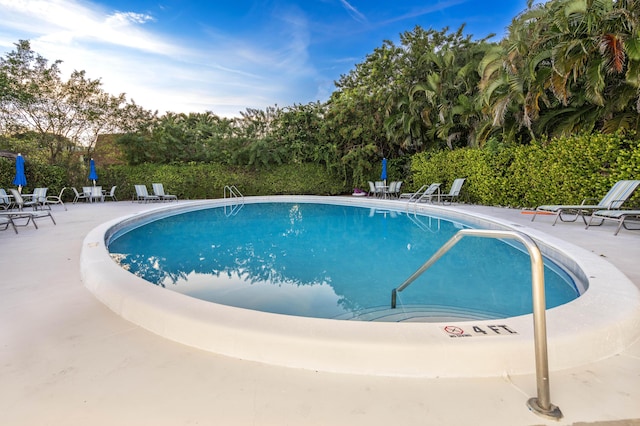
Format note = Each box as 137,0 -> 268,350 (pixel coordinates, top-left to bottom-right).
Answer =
1,199 -> 639,425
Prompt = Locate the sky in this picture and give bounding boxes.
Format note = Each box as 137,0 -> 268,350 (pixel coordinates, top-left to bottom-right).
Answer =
0,0 -> 542,118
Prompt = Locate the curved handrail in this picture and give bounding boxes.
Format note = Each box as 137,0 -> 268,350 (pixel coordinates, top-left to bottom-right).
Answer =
390,229 -> 563,420
223,185 -> 243,199
223,185 -> 244,217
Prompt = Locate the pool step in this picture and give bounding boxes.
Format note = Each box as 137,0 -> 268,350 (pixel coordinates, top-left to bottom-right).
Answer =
335,305 -> 503,323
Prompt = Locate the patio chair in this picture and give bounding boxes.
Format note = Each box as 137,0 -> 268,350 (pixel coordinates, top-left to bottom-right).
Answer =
398,183 -> 440,201
391,181 -> 403,198
414,183 -> 442,203
440,178 -> 466,204
367,181 -> 376,197
32,187 -> 50,210
0,210 -> 56,228
152,183 -> 178,201
45,187 -> 67,210
103,185 -> 117,202
71,187 -> 89,203
531,180 -> 640,225
0,189 -> 11,210
0,215 -> 18,233
134,185 -> 160,203
8,188 -> 39,211
387,181 -> 397,198
586,209 -> 640,235
374,181 -> 385,198
83,187 -> 93,201
5,190 -> 56,226
89,186 -> 104,203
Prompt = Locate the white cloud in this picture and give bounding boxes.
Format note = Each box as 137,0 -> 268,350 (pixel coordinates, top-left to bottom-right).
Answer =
339,0 -> 367,23
0,0 -> 324,117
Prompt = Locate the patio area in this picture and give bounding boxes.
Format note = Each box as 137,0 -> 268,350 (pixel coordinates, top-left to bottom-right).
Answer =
1,199 -> 639,426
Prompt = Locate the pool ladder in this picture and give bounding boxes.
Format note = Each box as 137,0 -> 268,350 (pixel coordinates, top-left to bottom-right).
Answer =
390,229 -> 563,421
223,185 -> 244,216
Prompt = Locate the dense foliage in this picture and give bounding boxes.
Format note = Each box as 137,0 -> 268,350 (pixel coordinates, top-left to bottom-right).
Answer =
0,40 -> 153,166
410,132 -> 640,207
1,0 -> 639,202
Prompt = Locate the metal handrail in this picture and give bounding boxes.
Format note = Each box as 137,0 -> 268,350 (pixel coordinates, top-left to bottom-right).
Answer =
390,229 -> 563,420
223,185 -> 244,217
415,186 -> 441,204
223,185 -> 243,200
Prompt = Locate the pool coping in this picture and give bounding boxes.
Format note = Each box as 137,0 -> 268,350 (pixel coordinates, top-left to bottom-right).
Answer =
80,195 -> 640,378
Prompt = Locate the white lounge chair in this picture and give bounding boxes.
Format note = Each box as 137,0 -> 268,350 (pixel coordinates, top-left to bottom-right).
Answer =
134,185 -> 160,203
8,188 -> 39,210
400,184 -> 428,200
6,190 -> 56,226
152,183 -> 177,201
586,209 -> 640,235
440,178 -> 466,204
0,189 -> 11,210
400,183 -> 440,203
532,180 -> 640,225
0,210 -> 56,228
0,215 -> 18,233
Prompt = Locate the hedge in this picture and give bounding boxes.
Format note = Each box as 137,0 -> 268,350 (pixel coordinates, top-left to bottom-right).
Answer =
1,132 -> 638,207
408,132 -> 640,208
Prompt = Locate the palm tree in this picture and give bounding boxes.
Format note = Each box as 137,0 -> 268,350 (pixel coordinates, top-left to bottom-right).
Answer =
479,0 -> 640,140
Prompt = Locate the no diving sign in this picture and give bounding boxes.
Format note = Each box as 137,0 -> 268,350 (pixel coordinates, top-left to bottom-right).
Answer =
442,324 -> 517,338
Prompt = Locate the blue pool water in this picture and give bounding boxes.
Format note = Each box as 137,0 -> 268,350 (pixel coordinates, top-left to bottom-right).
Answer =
107,202 -> 580,321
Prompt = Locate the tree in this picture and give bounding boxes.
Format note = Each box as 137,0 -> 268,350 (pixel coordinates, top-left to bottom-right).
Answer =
479,0 -> 640,142
0,40 -> 152,163
117,111 -> 239,165
408,26 -> 493,148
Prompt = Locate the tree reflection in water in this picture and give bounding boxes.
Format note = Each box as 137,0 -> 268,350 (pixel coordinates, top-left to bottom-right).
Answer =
108,203 -> 579,319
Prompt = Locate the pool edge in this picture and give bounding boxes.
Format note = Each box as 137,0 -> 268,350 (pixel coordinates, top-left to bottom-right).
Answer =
80,196 -> 640,378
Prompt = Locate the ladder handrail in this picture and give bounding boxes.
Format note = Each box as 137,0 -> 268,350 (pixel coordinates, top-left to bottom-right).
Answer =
390,229 -> 562,420
405,184 -> 428,203
223,185 -> 244,217
223,185 -> 243,199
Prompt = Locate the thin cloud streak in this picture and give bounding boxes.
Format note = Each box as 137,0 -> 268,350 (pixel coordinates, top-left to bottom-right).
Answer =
378,0 -> 470,27
339,0 -> 367,23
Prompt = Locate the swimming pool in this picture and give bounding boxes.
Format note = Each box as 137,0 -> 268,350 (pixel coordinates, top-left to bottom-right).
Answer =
80,196 -> 640,377
107,202 -> 580,321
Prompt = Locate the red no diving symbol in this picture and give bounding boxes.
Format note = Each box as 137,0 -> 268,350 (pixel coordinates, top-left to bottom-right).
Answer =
444,326 -> 464,335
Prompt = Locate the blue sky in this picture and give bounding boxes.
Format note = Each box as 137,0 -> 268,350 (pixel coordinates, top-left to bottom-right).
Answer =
0,0 -> 540,117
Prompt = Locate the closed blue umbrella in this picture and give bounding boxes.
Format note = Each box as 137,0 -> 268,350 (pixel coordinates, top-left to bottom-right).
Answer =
380,157 -> 388,184
13,153 -> 27,193
89,158 -> 98,186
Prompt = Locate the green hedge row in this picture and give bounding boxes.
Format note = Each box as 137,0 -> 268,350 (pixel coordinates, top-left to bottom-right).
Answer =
409,132 -> 640,208
2,132 -> 638,207
0,158 -> 68,197
0,160 -> 349,201
100,162 -> 348,200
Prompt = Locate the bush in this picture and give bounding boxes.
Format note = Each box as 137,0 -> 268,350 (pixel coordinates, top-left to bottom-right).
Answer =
0,157 -> 68,199
100,162 -> 349,200
408,132 -> 640,207
2,132 -> 637,208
